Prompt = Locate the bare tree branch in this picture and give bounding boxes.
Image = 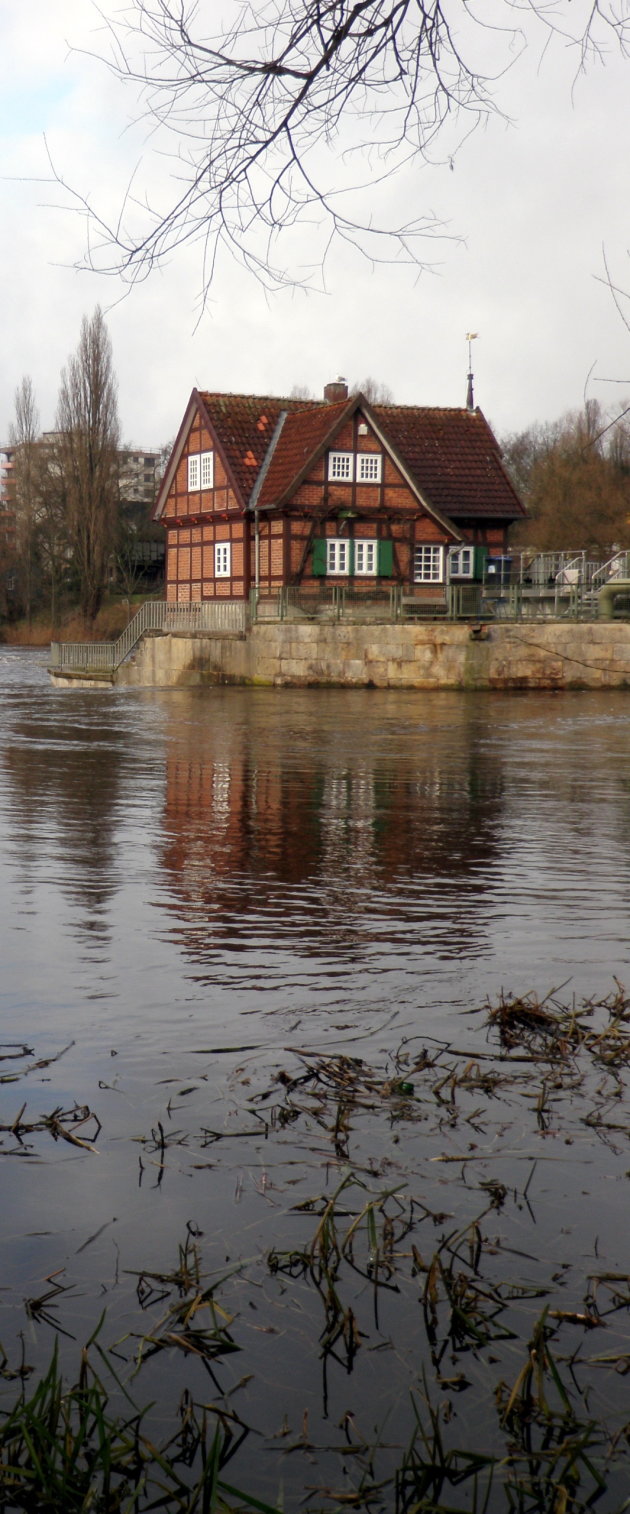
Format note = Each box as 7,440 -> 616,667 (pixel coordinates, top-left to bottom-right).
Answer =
63,0 -> 630,297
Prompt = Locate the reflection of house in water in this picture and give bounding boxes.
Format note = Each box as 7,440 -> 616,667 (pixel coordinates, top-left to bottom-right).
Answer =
160,693 -> 506,968
2,712 -> 125,946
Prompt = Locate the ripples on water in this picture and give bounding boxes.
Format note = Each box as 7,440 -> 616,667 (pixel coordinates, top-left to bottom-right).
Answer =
3,651 -> 630,1035
2,648 -> 630,1503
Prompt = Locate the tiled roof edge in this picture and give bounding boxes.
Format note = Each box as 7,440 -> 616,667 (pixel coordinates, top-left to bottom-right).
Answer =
153,390 -> 199,520
248,411 -> 289,510
360,399 -> 464,540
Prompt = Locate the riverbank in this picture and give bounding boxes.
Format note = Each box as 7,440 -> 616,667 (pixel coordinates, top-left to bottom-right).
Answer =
55,616 -> 630,689
4,598 -> 148,648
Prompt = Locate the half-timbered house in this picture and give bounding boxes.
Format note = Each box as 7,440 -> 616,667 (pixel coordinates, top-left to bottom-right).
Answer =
154,380 -> 526,605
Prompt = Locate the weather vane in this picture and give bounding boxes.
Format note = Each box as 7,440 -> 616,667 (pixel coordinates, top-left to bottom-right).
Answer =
465,332 -> 479,410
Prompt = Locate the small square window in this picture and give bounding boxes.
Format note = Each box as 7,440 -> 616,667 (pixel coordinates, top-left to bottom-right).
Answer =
215,542 -> 231,578
357,453 -> 382,483
355,539 -> 377,576
414,545 -> 444,583
328,452 -> 354,482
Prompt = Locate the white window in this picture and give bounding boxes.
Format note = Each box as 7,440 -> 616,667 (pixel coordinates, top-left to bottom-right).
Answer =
414,545 -> 444,583
326,538 -> 349,574
328,452 -> 354,482
215,542 -> 231,577
188,451 -> 214,491
357,453 -> 382,483
449,546 -> 474,578
355,539 -> 377,576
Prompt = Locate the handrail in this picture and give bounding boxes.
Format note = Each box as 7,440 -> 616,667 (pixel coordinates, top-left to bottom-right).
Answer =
50,600 -> 250,673
590,551 -> 630,592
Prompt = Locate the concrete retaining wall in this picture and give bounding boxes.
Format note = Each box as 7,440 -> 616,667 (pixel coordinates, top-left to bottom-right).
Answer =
82,620 -> 630,691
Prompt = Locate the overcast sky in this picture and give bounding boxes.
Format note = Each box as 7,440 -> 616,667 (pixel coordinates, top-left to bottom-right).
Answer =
2,0 -> 630,451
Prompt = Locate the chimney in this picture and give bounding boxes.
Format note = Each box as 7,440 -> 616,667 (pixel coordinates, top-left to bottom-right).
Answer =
324,376 -> 348,403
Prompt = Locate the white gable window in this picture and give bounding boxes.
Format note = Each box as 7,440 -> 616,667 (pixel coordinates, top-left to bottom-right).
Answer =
414,545 -> 444,583
188,451 -> 214,491
357,453 -> 382,483
355,539 -> 377,576
326,538 -> 349,574
215,542 -> 231,578
328,451 -> 354,482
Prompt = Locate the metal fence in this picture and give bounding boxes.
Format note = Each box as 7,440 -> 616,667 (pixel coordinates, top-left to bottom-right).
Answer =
50,599 -> 251,673
49,559 -> 630,675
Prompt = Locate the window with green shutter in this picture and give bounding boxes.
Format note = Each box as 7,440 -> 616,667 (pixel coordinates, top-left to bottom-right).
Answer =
474,545 -> 488,579
312,538 -> 327,575
377,539 -> 394,577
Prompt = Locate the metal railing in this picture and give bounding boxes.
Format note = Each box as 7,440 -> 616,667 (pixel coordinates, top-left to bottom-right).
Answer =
50,556 -> 630,675
588,551 -> 630,592
276,584 -> 400,621
50,599 -> 250,673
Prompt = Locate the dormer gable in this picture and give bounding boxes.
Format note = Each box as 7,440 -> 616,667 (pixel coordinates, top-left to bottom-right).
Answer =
153,389 -> 246,524
257,392 -> 463,537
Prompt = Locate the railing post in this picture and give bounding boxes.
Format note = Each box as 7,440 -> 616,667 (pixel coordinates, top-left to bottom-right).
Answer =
508,584 -> 522,620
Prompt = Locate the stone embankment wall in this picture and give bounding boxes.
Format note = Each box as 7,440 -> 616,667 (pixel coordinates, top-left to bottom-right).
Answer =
104,620 -> 630,690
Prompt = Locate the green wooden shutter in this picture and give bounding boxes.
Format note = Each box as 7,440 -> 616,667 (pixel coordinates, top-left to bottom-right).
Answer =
312,537 -> 327,576
377,539 -> 394,577
473,545 -> 488,580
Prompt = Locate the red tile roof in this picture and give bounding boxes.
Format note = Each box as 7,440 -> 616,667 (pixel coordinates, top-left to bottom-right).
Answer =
196,391 -> 525,524
198,392 -> 321,504
370,404 -> 525,521
256,401 -> 350,506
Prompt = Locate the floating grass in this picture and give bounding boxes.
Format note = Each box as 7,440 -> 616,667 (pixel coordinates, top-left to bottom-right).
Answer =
8,998 -> 630,1510
0,1334 -> 282,1513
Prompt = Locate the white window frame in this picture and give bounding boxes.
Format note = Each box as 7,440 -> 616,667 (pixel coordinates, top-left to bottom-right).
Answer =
326,538 -> 349,575
328,451 -> 354,482
188,450 -> 214,491
448,546 -> 474,579
357,453 -> 382,483
414,545 -> 444,583
355,539 -> 377,576
215,542 -> 231,578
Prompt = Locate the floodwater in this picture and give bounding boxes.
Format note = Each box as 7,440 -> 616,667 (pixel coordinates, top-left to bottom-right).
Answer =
2,647 -> 630,1506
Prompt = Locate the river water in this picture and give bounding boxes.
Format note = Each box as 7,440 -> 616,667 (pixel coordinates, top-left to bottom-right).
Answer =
2,648 -> 630,1506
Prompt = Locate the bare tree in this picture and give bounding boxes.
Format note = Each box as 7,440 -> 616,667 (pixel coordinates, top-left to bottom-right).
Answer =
352,377 -> 395,404
36,440 -> 71,632
503,402 -> 630,554
56,309 -> 120,625
6,382 -> 71,629
9,378 -> 41,624
68,0 -> 629,299
8,382 -> 38,619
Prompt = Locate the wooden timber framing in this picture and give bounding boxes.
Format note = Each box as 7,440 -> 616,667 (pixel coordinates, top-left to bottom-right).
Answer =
153,385 -> 526,607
